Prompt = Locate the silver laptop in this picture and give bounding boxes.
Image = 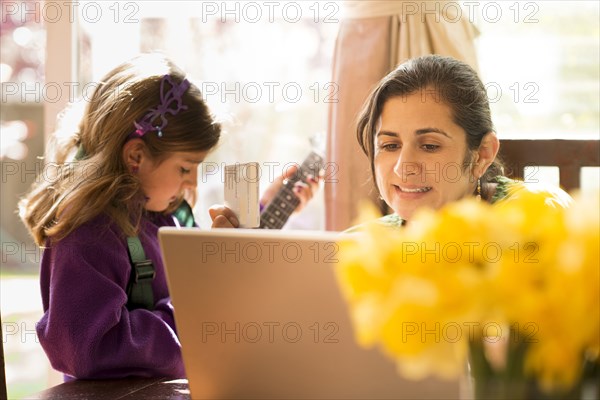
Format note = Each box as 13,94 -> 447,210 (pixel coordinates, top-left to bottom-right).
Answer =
158,228 -> 459,399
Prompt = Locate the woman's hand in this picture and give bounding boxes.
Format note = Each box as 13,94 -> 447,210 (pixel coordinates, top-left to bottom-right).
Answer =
209,205 -> 240,228
260,164 -> 320,213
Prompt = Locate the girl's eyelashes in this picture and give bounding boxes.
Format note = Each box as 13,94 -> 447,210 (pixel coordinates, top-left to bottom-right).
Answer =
180,167 -> 191,175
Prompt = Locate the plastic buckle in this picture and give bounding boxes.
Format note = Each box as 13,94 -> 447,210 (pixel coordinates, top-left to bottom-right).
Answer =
133,260 -> 155,283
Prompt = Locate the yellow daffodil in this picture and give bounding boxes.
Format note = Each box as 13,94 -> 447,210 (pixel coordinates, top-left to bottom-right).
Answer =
336,186 -> 599,393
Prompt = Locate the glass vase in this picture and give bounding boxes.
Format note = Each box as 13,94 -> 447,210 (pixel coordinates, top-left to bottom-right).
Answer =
464,340 -> 599,400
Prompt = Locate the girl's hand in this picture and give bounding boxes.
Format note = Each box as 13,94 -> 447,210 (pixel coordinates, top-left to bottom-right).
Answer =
260,164 -> 320,213
209,205 -> 240,228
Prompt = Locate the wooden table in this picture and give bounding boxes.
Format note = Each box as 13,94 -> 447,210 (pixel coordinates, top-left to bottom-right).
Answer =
29,378 -> 191,399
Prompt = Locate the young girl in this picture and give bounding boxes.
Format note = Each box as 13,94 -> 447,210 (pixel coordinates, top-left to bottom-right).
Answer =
19,53 -> 316,379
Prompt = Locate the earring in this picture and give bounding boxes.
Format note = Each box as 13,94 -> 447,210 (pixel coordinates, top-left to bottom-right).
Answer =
476,177 -> 481,201
131,165 -> 139,174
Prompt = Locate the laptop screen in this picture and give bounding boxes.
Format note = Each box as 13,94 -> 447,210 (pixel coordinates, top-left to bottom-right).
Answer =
159,227 -> 459,399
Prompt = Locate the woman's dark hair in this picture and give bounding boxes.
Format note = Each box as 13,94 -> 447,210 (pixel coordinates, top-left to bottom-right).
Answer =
357,54 -> 503,194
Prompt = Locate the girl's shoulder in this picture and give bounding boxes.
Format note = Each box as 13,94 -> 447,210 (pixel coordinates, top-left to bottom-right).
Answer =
47,213 -> 126,251
43,212 -> 173,284
50,211 -> 177,249
148,211 -> 179,228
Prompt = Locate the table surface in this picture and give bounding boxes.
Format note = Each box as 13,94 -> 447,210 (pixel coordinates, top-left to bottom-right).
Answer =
29,378 -> 191,400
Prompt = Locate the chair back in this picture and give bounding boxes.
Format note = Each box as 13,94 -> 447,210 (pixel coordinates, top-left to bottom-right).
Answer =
499,139 -> 600,191
1,312 -> 8,400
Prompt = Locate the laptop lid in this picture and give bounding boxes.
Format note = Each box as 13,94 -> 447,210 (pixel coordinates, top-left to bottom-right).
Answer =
159,228 -> 459,399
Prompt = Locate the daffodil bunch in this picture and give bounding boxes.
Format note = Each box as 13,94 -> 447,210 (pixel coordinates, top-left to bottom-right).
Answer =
336,184 -> 599,394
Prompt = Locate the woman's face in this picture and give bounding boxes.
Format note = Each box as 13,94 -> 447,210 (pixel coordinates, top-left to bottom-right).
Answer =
374,91 -> 477,221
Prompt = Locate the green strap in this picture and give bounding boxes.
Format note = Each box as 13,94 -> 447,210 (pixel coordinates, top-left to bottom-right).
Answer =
126,236 -> 155,311
74,145 -> 87,161
125,201 -> 194,310
173,200 -> 195,227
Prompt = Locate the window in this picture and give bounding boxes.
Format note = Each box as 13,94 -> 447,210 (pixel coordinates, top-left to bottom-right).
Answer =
472,0 -> 599,139
77,1 -> 341,228
1,1 -> 50,397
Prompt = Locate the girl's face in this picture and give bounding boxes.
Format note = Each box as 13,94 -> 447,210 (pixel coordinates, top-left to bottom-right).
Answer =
374,91 -> 477,221
138,151 -> 207,212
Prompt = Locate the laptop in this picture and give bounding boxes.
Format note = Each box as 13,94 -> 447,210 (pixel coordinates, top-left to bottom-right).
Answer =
158,228 -> 460,399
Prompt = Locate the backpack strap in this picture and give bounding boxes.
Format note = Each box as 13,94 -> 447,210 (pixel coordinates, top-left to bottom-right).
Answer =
126,236 -> 156,311
173,200 -> 195,227
125,201 -> 196,310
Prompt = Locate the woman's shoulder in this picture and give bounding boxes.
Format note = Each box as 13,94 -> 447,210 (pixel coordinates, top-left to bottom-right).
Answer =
489,175 -> 573,208
343,213 -> 405,233
376,213 -> 405,228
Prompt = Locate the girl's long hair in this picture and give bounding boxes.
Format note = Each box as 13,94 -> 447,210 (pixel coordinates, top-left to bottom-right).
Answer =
20,53 -> 221,246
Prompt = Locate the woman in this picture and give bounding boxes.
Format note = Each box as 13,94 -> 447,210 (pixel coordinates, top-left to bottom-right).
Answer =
355,54 -> 569,228
326,0 -> 479,231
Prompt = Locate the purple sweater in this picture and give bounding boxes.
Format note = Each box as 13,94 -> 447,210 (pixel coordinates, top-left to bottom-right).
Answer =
37,212 -> 186,379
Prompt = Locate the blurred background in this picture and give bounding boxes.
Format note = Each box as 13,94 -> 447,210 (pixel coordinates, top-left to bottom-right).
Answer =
1,1 -> 598,398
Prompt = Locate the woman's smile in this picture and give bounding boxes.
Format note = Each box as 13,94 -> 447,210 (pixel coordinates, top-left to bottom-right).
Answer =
394,185 -> 432,193
393,184 -> 433,200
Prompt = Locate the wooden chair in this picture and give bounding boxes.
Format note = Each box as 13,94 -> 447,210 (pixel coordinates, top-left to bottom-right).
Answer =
499,139 -> 600,191
1,313 -> 7,400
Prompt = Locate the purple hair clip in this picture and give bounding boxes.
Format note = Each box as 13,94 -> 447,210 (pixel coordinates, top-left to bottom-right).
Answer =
129,75 -> 190,139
